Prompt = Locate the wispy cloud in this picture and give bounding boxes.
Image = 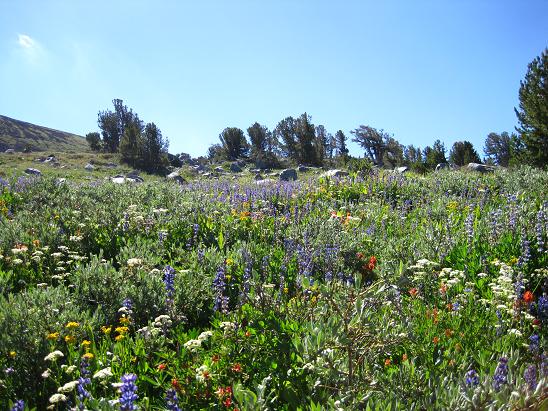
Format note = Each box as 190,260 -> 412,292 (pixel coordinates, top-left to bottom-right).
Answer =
16,33 -> 45,65
18,34 -> 36,49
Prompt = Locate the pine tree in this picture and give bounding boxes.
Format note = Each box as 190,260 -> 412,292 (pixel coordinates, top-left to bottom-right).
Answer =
515,48 -> 548,167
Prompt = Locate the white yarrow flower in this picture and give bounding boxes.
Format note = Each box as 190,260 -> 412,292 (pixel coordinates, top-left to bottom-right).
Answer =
44,350 -> 64,361
49,393 -> 67,403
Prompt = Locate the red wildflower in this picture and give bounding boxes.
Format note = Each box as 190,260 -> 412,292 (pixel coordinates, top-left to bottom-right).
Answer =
409,288 -> 419,297
367,256 -> 377,271
356,252 -> 364,260
439,283 -> 447,294
384,358 -> 391,367
433,336 -> 440,344
523,291 -> 534,304
231,363 -> 242,373
171,378 -> 182,391
212,354 -> 220,363
223,397 -> 232,407
157,363 -> 166,371
402,354 -> 408,362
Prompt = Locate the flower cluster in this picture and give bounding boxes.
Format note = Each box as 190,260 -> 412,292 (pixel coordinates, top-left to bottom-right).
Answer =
119,373 -> 138,411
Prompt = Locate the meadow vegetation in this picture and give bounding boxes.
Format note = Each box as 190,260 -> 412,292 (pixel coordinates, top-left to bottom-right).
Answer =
0,166 -> 546,410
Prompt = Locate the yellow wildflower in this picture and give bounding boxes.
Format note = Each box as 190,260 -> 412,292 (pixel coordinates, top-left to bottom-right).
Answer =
81,340 -> 91,348
119,316 -> 130,325
226,258 -> 234,266
115,326 -> 129,335
47,332 -> 60,340
9,351 -> 16,358
101,326 -> 112,335
64,335 -> 76,344
82,352 -> 94,360
65,322 -> 80,329
115,335 -> 125,342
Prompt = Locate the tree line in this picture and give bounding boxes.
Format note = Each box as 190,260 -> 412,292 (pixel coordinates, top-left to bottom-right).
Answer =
86,99 -> 169,173
205,48 -> 546,170
87,48 -> 546,171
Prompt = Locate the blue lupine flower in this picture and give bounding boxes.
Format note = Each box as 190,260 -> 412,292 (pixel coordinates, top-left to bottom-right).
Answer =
529,334 -> 539,355
538,296 -> 548,324
518,233 -> 531,267
165,388 -> 181,411
465,369 -> 479,387
524,364 -> 537,391
536,208 -> 545,253
492,357 -> 509,391
10,400 -> 24,411
163,266 -> 176,307
452,302 -> 461,311
77,357 -> 92,409
213,263 -> 227,313
119,373 -> 138,411
464,211 -> 474,243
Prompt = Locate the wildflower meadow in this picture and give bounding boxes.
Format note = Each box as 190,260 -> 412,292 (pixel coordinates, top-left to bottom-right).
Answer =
0,167 -> 546,410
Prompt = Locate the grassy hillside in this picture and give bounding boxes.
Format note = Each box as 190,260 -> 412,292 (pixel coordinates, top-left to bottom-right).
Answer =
0,115 -> 90,153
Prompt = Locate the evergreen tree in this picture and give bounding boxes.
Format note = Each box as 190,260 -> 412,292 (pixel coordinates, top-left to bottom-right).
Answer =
295,113 -> 317,165
335,130 -> 349,162
449,140 -> 481,166
424,139 -> 447,169
483,132 -> 524,167
119,123 -> 142,167
274,117 -> 298,161
515,48 -> 548,167
219,127 -> 248,160
141,122 -> 168,172
85,132 -> 101,151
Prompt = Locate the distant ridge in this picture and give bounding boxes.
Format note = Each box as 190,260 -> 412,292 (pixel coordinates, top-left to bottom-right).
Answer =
0,115 -> 89,153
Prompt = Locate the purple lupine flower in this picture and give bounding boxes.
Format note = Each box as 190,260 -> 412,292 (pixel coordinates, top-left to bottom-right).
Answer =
492,357 -> 509,391
241,250 -> 252,301
197,249 -> 205,264
529,334 -> 540,355
261,255 -> 269,282
123,213 -> 130,232
514,275 -> 524,301
524,364 -> 537,391
213,263 -> 228,313
119,373 -> 138,411
538,296 -> 548,324
518,233 -> 531,267
541,352 -> 548,378
158,230 -> 167,246
4,367 -> 14,375
77,357 -> 92,409
163,265 -> 176,307
165,388 -> 181,411
465,211 -> 475,243
465,369 -> 479,387
536,208 -> 545,253
496,310 -> 504,336
10,400 -> 24,411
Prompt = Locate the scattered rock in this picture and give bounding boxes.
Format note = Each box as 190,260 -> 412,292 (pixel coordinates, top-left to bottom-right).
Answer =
214,166 -> 224,173
105,162 -> 118,168
167,171 -> 186,185
24,168 -> 41,176
230,163 -> 242,173
4,149 -> 15,154
44,156 -> 57,163
254,173 -> 264,181
435,163 -> 449,172
466,163 -> 494,173
280,169 -> 297,181
321,169 -> 349,178
256,178 -> 276,185
395,166 -> 409,174
84,163 -> 95,171
298,165 -> 311,172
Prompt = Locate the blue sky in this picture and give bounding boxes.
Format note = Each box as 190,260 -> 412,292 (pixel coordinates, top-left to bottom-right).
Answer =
1,1 -> 547,158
